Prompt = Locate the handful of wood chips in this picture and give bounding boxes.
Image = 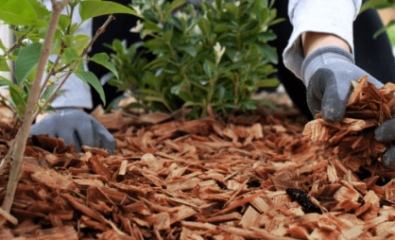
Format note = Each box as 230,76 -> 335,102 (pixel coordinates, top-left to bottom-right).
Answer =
303,76 -> 395,178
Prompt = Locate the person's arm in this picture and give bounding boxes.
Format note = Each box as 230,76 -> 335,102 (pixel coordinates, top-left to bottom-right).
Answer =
284,0 -> 361,80
282,0 -> 383,124
302,32 -> 350,57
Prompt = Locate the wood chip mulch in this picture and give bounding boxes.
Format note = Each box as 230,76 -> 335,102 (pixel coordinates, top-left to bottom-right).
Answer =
1,78 -> 395,239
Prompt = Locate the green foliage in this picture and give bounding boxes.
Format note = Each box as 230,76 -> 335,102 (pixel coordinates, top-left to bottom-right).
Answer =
388,25 -> 395,45
361,0 -> 395,42
79,1 -> 139,22
107,0 -> 280,117
15,42 -> 42,85
373,19 -> 395,39
0,0 -> 138,116
0,0 -> 37,25
360,0 -> 394,13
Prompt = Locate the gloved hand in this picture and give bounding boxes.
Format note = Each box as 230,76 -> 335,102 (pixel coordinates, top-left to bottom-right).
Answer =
375,120 -> 395,168
301,46 -> 384,123
30,108 -> 116,154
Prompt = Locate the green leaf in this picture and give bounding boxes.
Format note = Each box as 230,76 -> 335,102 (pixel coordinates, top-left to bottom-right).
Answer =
215,0 -> 223,10
124,102 -> 147,109
143,95 -> 173,112
268,18 -> 285,26
164,0 -> 187,19
0,76 -> 19,92
255,78 -> 280,87
70,23 -> 79,34
26,0 -> 50,20
58,14 -> 71,33
64,48 -> 83,62
0,76 -> 26,114
252,99 -> 277,109
143,21 -> 161,32
15,42 -> 42,86
203,61 -> 213,78
163,31 -> 173,43
9,87 -> 26,114
90,53 -> 119,79
256,43 -> 278,64
388,24 -> 395,46
0,0 -> 37,25
257,32 -> 277,41
171,83 -> 182,95
43,84 -> 58,100
183,101 -> 203,108
198,18 -> 211,36
177,45 -> 197,57
222,62 -> 249,72
373,20 -> 395,38
240,100 -> 257,110
0,39 -> 6,51
63,34 -> 74,48
73,34 -> 91,54
75,71 -> 106,105
138,89 -> 161,97
144,38 -> 167,50
35,19 -> 48,29
79,1 -> 138,22
213,24 -> 230,33
0,56 -> 10,71
360,0 -> 393,13
224,3 -> 238,16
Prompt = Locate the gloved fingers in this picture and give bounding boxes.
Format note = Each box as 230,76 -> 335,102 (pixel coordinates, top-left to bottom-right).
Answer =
72,130 -> 83,153
306,82 -> 322,118
56,130 -> 80,152
383,145 -> 395,168
375,118 -> 395,142
312,69 -> 352,123
74,121 -> 97,149
92,119 -> 117,155
30,115 -> 55,136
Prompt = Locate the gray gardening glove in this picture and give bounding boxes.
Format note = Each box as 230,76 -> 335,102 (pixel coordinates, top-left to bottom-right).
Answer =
301,46 -> 384,123
375,118 -> 395,168
30,108 -> 116,154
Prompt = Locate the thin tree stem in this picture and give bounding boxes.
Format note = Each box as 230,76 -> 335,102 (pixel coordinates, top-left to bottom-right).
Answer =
1,0 -> 71,213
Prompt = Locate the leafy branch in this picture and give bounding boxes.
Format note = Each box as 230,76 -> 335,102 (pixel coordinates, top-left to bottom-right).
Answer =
2,0 -> 71,213
0,0 -> 138,214
33,14 -> 116,119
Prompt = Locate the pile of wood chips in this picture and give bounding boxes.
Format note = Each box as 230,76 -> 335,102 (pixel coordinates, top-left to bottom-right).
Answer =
304,76 -> 395,177
1,81 -> 395,239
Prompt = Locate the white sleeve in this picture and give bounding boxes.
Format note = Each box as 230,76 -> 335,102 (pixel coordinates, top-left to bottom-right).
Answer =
283,0 -> 362,80
43,1 -> 93,109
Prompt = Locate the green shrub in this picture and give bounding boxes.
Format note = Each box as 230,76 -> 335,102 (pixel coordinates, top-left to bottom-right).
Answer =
107,0 -> 280,118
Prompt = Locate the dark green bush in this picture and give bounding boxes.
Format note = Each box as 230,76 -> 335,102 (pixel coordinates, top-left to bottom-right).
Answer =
107,0 -> 281,117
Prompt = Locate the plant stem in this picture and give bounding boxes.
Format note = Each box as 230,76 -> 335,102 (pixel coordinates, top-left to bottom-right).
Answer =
0,129 -> 20,175
1,0 -> 71,213
38,46 -> 65,98
66,5 -> 75,34
33,14 -> 115,121
10,115 -> 20,136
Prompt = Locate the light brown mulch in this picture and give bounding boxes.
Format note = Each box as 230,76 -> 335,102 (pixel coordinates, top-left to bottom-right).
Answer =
0,78 -> 395,239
